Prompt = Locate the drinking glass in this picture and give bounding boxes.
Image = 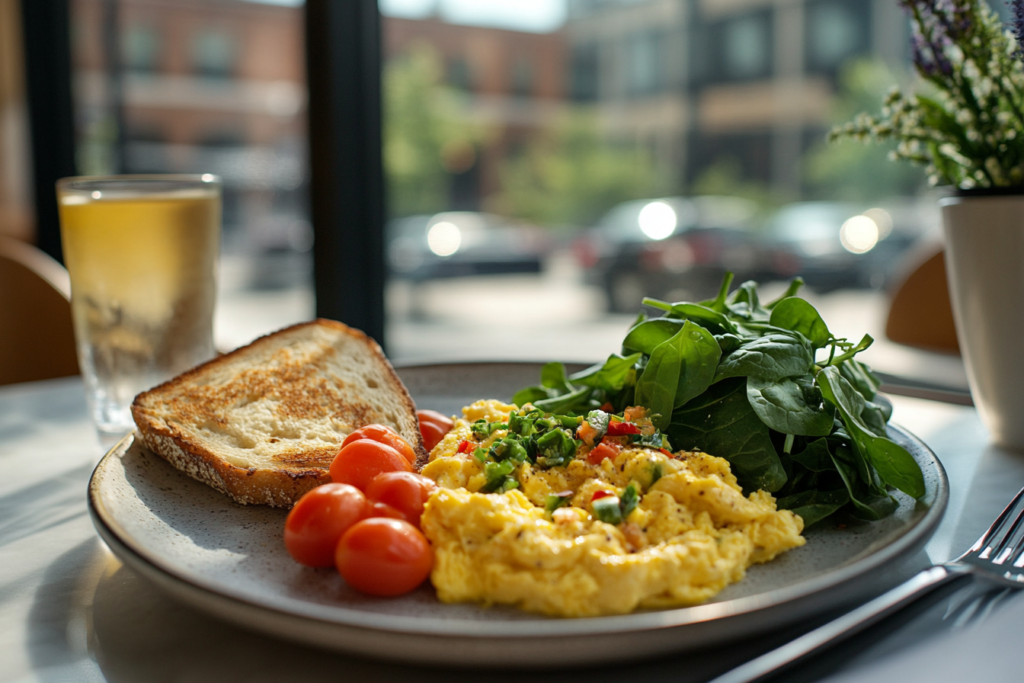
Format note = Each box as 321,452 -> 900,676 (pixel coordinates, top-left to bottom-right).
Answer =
56,174 -> 221,447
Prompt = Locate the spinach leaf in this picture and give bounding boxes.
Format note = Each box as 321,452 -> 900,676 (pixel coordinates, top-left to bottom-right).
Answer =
714,333 -> 744,354
701,271 -> 735,313
541,362 -> 575,394
635,321 -> 722,430
766,277 -> 805,308
570,353 -> 641,392
532,387 -> 593,415
827,334 -> 874,365
747,375 -> 836,436
622,319 -> 686,355
838,358 -> 881,401
769,297 -> 832,349
776,489 -> 850,527
667,377 -> 787,492
512,361 -> 576,407
642,299 -> 737,334
715,332 -> 814,383
511,385 -> 550,408
728,280 -> 770,321
861,400 -> 890,437
818,367 -> 925,499
789,437 -> 838,472
830,443 -> 899,520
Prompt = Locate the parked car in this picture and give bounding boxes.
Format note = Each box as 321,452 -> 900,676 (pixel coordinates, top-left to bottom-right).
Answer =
761,200 -> 933,292
387,212 -> 550,281
575,196 -> 766,312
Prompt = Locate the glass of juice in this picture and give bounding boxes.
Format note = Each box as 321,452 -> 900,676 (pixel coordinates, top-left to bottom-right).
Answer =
56,174 -> 221,447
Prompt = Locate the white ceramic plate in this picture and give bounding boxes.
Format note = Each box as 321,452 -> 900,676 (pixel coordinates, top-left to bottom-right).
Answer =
88,362 -> 948,667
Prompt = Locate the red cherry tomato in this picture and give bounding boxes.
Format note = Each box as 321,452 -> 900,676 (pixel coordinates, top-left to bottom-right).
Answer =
284,483 -> 367,567
335,518 -> 433,596
417,410 -> 454,451
343,424 -> 417,465
330,440 -> 412,491
365,471 -> 437,529
368,500 -> 407,521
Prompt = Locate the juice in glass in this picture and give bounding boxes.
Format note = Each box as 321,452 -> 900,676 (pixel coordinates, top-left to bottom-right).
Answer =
57,175 -> 221,444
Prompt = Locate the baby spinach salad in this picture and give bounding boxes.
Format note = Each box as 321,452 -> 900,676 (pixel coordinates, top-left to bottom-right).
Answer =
512,274 -> 925,527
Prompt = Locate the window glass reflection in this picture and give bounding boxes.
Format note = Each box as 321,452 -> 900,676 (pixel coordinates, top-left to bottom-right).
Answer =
70,0 -> 312,351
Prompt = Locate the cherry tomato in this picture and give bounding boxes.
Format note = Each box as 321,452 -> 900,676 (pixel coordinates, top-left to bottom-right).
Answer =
342,424 -> 417,465
330,440 -> 412,491
335,518 -> 433,596
284,483 -> 367,567
365,471 -> 437,528
368,500 -> 407,521
417,410 -> 454,452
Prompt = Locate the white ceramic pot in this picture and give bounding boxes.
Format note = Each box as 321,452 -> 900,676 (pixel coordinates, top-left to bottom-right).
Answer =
941,193 -> 1024,450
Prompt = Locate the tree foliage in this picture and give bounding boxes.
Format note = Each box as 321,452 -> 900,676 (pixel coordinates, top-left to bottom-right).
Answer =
490,112 -> 668,227
806,60 -> 927,201
383,44 -> 486,217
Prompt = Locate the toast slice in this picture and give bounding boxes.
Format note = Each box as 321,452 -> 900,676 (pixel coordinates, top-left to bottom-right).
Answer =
131,319 -> 425,507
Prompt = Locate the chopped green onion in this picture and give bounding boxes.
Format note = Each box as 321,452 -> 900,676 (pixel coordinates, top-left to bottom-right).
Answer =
544,492 -> 573,514
620,482 -> 640,520
535,428 -> 578,468
481,460 -> 517,493
592,496 -> 623,525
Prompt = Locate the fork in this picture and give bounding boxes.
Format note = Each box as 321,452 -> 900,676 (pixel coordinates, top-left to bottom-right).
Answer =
709,485 -> 1024,683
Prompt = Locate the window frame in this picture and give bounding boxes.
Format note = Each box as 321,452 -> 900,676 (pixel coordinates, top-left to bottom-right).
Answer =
22,0 -> 388,347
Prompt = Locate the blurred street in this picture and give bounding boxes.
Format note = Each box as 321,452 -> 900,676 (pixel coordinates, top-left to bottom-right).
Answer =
214,251 -> 968,395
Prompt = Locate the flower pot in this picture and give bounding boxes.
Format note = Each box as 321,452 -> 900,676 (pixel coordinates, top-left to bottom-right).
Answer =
941,193 -> 1024,450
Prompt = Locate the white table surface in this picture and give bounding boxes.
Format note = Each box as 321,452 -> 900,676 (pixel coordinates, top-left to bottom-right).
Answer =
2,374 -> 1022,682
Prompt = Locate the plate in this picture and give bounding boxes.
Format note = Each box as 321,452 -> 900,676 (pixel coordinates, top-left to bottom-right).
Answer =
88,362 -> 948,667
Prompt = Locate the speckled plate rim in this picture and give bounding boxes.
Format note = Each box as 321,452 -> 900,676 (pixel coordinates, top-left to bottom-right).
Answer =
87,361 -> 949,643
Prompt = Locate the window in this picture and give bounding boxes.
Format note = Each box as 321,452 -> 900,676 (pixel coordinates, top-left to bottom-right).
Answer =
122,24 -> 160,74
510,58 -> 534,98
69,0 -> 312,351
191,29 -> 236,79
806,0 -> 869,72
570,43 -> 599,101
720,13 -> 772,81
447,57 -> 473,91
626,31 -> 662,96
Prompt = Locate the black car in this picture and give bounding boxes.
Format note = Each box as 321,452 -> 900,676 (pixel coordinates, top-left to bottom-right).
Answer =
761,201 -> 932,292
575,196 -> 765,312
387,212 -> 550,281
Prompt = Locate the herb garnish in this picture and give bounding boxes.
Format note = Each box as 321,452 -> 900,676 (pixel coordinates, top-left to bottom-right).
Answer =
513,273 -> 925,527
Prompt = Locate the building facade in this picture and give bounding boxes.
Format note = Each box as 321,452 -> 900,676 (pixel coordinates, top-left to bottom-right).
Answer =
565,0 -> 910,197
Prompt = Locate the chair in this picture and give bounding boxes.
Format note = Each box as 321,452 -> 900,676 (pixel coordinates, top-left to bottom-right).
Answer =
0,235 -> 79,385
885,243 -> 960,354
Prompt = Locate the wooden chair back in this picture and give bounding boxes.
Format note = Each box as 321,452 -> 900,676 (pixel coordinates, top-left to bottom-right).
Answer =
885,244 -> 960,354
0,236 -> 80,385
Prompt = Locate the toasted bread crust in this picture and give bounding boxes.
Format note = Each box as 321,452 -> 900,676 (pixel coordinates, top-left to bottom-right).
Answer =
132,319 -> 425,507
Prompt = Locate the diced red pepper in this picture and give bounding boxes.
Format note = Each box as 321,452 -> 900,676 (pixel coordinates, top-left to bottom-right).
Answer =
600,402 -> 615,412
606,421 -> 641,436
591,490 -> 615,501
457,440 -> 472,454
587,441 -> 620,465
659,448 -> 674,457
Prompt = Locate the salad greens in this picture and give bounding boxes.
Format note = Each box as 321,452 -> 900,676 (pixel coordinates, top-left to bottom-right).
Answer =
512,273 -> 925,527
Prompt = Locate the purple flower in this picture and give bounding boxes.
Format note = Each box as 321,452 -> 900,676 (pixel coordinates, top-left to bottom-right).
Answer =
1011,0 -> 1024,60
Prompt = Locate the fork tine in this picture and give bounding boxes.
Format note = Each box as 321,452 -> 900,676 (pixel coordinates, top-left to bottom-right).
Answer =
971,485 -> 1024,560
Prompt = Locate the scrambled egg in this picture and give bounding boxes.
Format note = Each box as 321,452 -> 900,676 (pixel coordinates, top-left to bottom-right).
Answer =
419,400 -> 806,617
